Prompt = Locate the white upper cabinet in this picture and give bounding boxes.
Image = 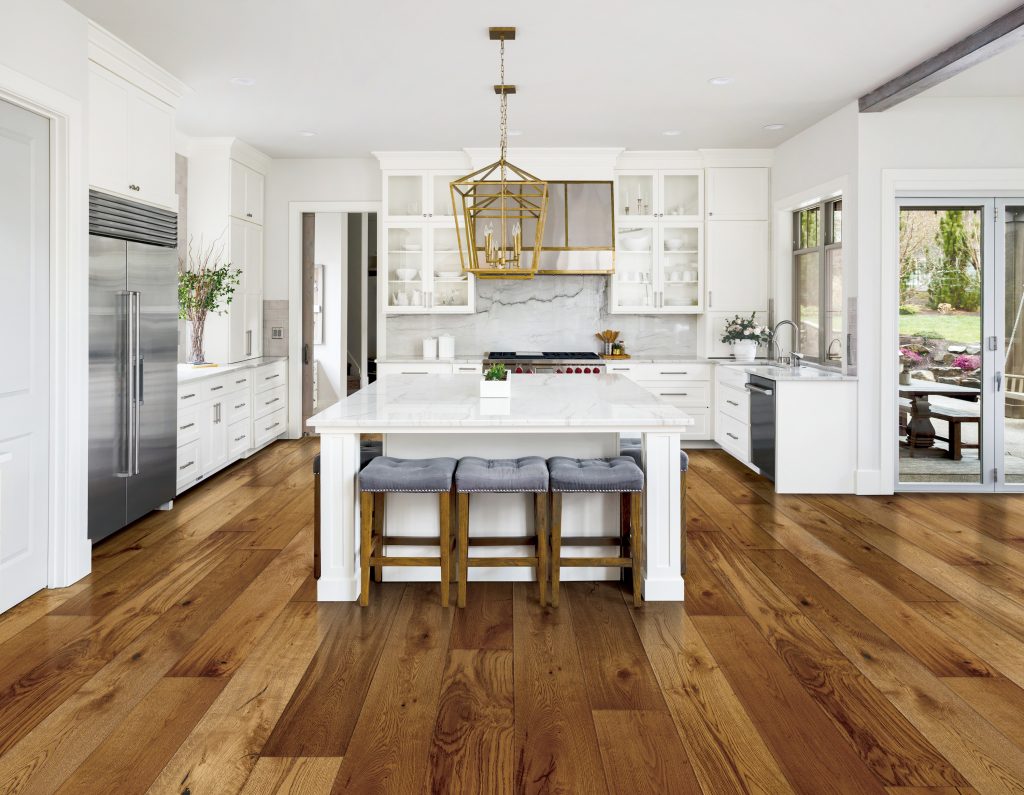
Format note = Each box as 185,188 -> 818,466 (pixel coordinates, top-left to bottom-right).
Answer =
614,170 -> 703,221
384,171 -> 464,221
706,220 -> 769,311
706,167 -> 769,220
230,160 -> 265,225
88,66 -> 176,209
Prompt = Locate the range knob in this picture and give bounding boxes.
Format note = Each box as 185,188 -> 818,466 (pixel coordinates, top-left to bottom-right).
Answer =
555,368 -> 563,374
574,367 -> 583,374
583,367 -> 592,374
515,366 -> 524,374
592,368 -> 601,374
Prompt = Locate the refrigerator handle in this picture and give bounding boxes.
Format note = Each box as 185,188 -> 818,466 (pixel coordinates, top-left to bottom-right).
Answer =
133,291 -> 141,475
117,291 -> 133,477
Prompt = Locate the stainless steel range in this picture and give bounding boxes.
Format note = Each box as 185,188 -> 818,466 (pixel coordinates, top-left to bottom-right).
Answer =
483,351 -> 606,375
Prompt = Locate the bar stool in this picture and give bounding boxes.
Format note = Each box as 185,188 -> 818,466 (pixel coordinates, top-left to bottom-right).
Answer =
454,457 -> 550,608
620,442 -> 688,574
358,456 -> 457,607
547,456 -> 645,607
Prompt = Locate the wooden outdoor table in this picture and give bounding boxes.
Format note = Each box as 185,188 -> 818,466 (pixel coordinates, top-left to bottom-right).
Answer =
899,381 -> 979,450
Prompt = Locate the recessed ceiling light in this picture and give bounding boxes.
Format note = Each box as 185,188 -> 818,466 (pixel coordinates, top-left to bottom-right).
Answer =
662,130 -> 681,137
708,77 -> 734,86
298,130 -> 317,137
507,130 -> 523,137
763,123 -> 785,131
229,77 -> 256,86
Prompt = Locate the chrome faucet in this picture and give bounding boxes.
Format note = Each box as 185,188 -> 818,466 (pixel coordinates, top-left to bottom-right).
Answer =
770,320 -> 800,366
826,337 -> 843,362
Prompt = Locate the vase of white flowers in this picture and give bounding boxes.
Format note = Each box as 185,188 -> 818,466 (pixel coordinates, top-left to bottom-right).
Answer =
721,313 -> 769,362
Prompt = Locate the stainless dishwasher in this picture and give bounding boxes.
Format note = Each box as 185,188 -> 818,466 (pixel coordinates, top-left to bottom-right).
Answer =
745,375 -> 776,481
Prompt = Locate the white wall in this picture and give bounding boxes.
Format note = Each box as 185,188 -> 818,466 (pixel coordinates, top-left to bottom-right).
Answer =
313,212 -> 346,408
264,158 -> 380,299
1,0 -> 89,102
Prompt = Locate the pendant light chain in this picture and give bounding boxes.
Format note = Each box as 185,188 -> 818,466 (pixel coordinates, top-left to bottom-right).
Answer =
499,38 -> 508,182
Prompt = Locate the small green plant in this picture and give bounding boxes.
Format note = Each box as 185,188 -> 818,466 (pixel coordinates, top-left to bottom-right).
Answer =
178,236 -> 242,363
484,363 -> 508,382
899,304 -> 919,315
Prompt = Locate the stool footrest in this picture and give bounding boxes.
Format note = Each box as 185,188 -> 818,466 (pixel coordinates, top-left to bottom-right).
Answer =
468,535 -> 538,547
559,556 -> 631,567
467,556 -> 539,567
369,555 -> 443,567
560,536 -> 621,547
379,535 -> 443,546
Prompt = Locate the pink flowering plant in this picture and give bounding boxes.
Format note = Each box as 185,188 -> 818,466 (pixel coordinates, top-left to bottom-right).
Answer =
899,346 -> 924,367
952,354 -> 981,372
720,313 -> 770,344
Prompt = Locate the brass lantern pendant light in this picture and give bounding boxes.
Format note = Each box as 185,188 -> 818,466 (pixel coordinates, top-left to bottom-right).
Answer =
451,27 -> 548,279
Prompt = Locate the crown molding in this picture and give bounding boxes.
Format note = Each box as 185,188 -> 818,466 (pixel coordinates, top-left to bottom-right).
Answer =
698,148 -> 774,167
372,151 -> 470,171
87,21 -> 190,108
464,147 -> 625,178
614,150 -> 704,170
186,136 -> 271,173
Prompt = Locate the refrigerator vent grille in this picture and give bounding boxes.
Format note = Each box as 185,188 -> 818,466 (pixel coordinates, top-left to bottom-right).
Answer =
89,191 -> 177,248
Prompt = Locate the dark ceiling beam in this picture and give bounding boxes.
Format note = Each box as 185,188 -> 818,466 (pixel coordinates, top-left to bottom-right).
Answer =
859,4 -> 1024,112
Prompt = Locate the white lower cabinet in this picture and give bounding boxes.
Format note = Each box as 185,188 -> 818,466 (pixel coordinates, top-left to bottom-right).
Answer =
376,360 -> 481,377
176,359 -> 288,495
606,362 -> 712,442
714,365 -> 751,463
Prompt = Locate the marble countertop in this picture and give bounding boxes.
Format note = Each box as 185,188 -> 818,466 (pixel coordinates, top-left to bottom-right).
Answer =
178,356 -> 286,383
308,373 -> 695,433
742,364 -> 857,382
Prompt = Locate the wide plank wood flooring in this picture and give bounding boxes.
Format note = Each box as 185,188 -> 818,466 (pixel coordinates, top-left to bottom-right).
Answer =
1,440 -> 1023,793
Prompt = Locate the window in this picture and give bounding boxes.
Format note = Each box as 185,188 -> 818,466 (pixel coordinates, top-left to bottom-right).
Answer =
793,198 -> 842,364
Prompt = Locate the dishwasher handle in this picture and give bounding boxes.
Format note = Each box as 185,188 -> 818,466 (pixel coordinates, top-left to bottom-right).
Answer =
744,382 -> 774,397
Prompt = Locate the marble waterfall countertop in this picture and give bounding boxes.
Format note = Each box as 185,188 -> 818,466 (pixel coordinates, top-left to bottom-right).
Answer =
307,373 -> 695,433
177,356 -> 286,383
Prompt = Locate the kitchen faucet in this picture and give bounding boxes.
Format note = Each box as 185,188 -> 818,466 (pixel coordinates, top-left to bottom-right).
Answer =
770,320 -> 800,367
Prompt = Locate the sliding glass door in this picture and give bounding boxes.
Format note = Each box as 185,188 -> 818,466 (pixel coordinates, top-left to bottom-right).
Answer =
896,198 -> 1024,491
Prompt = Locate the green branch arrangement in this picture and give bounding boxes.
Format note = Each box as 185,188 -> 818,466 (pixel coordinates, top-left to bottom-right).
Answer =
178,235 -> 241,363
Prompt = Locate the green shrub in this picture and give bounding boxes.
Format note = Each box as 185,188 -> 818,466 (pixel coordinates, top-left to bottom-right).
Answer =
899,304 -> 919,315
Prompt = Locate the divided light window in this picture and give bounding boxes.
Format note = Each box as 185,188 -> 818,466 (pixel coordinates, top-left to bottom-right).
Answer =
793,198 -> 842,364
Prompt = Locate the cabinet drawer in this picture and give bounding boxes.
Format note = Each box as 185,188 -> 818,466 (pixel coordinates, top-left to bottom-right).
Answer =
717,383 -> 749,423
641,382 -> 710,408
176,440 -> 201,491
201,375 -> 232,401
716,364 -> 749,391
254,385 -> 286,419
604,364 -> 636,380
254,360 -> 287,393
716,410 -> 750,462
254,407 -> 287,447
378,362 -> 452,376
177,384 -> 202,409
630,363 -> 710,381
176,406 -> 201,446
682,408 -> 710,439
452,362 -> 483,374
227,370 -> 252,393
228,417 -> 251,458
226,392 -> 252,425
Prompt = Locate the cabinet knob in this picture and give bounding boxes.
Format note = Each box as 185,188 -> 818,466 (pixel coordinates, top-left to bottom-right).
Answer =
246,212 -> 253,218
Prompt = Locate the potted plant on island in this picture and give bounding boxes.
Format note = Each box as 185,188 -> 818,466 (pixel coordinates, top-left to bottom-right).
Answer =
721,313 -> 769,362
480,362 -> 511,398
178,237 -> 242,365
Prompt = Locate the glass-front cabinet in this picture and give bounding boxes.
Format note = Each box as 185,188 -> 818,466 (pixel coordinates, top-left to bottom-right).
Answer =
382,169 -> 474,314
614,170 -> 703,221
610,221 -> 703,314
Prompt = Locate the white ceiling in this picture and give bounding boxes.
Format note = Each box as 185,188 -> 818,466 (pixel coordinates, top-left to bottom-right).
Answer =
65,0 -> 1023,157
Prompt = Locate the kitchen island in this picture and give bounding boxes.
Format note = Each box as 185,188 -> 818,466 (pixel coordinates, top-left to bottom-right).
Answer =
308,373 -> 693,601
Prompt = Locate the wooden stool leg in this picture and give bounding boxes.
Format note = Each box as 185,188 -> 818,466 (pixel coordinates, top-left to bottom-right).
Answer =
550,492 -> 562,608
680,471 -> 687,576
359,492 -> 374,606
373,493 -> 385,582
457,493 -> 470,608
439,490 -> 451,607
619,492 -> 631,586
534,492 -> 549,606
630,491 -> 643,607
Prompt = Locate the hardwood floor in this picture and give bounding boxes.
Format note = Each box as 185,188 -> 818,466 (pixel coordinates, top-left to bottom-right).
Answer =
1,441 -> 1023,793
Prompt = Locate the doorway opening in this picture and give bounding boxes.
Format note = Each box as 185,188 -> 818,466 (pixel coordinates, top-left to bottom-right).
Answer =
896,198 -> 1024,490
300,211 -> 378,433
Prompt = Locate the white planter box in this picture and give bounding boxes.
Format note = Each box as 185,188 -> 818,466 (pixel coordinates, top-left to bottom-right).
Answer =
480,376 -> 511,398
731,340 -> 758,361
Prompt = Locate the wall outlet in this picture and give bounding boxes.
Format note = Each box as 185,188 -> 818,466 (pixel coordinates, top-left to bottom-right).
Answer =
271,326 -> 284,340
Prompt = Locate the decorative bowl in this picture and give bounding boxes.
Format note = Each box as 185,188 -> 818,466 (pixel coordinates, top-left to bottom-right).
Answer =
620,237 -> 647,252
395,268 -> 418,281
402,243 -> 422,251
665,239 -> 684,251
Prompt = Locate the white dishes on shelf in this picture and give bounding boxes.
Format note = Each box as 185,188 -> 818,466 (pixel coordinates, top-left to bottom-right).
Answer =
620,236 -> 647,251
665,239 -> 685,251
402,242 -> 422,251
394,268 -> 419,281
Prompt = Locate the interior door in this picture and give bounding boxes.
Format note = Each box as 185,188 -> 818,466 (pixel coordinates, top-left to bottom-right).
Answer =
0,99 -> 50,613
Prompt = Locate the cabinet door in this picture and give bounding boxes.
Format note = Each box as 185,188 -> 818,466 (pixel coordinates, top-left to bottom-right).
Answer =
659,223 -> 703,313
88,68 -> 129,196
706,220 -> 768,311
614,172 -> 657,220
610,222 -> 657,313
384,225 -> 429,312
230,219 -> 249,291
385,173 -> 425,220
245,168 -> 264,225
428,225 -> 472,312
706,168 -> 769,220
200,400 -> 228,473
430,172 -> 463,220
126,91 -> 175,208
661,171 -> 703,220
244,222 -> 263,293
230,160 -> 248,220
243,293 -> 262,359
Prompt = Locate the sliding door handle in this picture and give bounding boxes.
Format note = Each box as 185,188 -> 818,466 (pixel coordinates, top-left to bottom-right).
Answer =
303,343 -> 309,365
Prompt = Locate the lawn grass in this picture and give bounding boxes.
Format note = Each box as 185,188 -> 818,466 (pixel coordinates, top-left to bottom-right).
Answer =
900,312 -> 981,343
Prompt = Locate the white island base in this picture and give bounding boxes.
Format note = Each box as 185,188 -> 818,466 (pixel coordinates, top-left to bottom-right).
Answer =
310,374 -> 690,602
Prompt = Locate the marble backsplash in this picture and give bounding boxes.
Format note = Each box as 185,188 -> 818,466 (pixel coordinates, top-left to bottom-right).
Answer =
385,276 -> 702,358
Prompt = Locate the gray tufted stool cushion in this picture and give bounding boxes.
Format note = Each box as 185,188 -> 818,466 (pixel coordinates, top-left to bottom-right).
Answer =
455,456 -> 549,493
548,456 -> 644,493
359,456 -> 457,493
618,443 -> 689,472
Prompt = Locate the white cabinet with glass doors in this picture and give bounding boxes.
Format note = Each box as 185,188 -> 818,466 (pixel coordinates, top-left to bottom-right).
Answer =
610,221 -> 703,314
613,171 -> 703,221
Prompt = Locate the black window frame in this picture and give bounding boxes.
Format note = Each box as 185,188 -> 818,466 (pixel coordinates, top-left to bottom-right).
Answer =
792,198 -> 843,366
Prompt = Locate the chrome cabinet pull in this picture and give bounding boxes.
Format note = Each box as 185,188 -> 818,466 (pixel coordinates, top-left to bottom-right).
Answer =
246,330 -> 252,357
235,378 -> 247,384
179,460 -> 194,470
211,384 -> 224,391
266,397 -> 280,405
265,421 -> 280,431
179,422 -> 195,431
181,393 -> 196,400
234,434 -> 247,442
659,392 -> 689,396
726,432 -> 739,440
235,402 -> 246,409
266,373 -> 280,380
660,371 -> 689,375
726,399 -> 739,407
401,371 -> 428,375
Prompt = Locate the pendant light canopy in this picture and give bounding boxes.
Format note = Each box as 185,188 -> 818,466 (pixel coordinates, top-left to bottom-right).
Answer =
451,27 -> 548,280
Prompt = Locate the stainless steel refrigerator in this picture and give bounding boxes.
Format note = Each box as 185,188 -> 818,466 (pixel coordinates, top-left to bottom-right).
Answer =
88,191 -> 178,543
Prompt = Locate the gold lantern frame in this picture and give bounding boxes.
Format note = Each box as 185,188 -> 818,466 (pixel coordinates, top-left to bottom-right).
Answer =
450,27 -> 549,280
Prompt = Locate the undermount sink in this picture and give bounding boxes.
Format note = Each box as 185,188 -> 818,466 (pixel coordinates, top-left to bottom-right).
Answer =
745,365 -> 843,380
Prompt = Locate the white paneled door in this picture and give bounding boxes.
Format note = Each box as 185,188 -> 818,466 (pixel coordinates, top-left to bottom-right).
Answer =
0,99 -> 50,613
